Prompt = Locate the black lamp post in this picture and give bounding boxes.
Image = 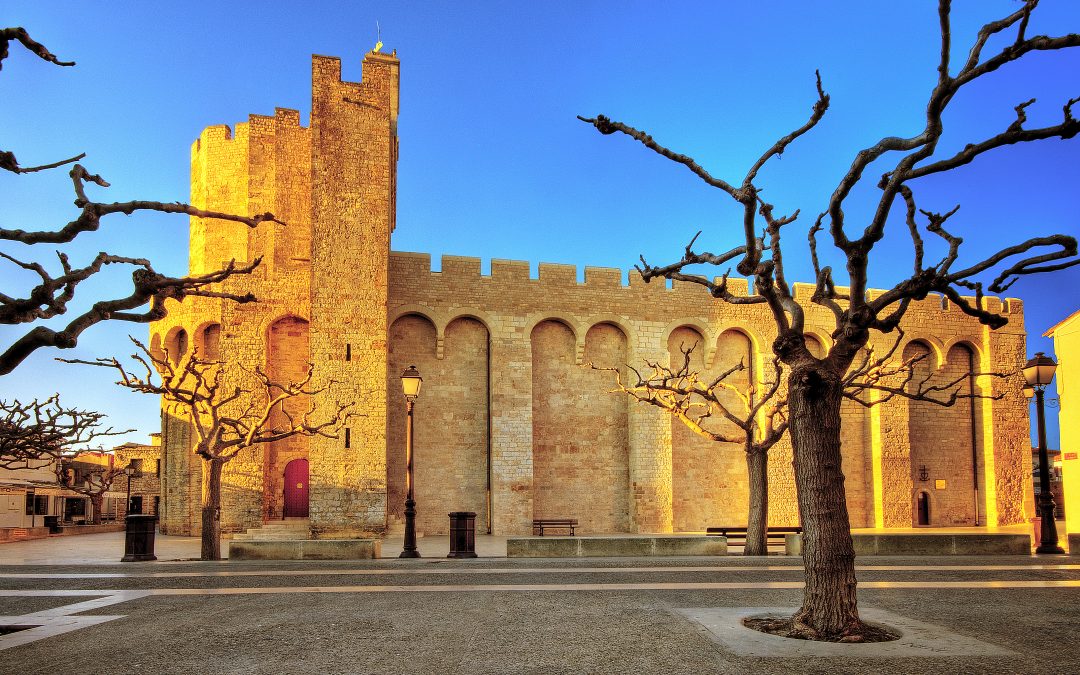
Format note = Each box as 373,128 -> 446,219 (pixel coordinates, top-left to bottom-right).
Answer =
124,463 -> 136,516
1023,352 -> 1065,555
400,365 -> 423,558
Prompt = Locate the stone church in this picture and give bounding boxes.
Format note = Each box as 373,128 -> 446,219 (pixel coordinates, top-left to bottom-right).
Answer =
150,50 -> 1034,538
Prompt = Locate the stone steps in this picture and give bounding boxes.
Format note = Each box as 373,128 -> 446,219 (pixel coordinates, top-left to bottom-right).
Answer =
232,519 -> 311,542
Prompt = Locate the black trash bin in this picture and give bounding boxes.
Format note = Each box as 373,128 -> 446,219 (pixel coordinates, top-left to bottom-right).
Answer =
43,515 -> 60,534
447,511 -> 478,559
122,514 -> 158,562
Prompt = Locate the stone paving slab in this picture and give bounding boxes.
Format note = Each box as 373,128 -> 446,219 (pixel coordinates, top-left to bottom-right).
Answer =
678,606 -> 1016,658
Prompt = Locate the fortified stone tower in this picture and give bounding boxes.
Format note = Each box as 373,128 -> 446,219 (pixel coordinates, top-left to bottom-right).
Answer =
151,50 -> 399,538
308,52 -> 399,535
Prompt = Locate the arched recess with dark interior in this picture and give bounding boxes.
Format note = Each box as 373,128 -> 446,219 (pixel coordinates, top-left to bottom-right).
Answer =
265,316 -> 310,520
387,314 -> 490,535
165,327 -> 189,365
670,327 -> 751,532
916,490 -> 932,526
150,333 -> 165,362
532,320 -> 629,533
198,323 -> 222,360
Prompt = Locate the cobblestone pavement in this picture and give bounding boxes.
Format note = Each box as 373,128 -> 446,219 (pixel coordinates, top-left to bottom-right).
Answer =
0,534 -> 1077,673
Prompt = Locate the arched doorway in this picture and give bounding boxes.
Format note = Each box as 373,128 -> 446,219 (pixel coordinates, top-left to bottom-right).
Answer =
283,459 -> 309,518
916,491 -> 930,526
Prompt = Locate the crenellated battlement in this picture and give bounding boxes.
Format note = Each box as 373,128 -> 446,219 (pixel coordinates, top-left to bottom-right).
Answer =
386,251 -> 1018,318
192,108 -> 309,154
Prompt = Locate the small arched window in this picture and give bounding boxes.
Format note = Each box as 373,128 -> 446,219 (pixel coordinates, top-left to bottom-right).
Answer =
201,324 -> 222,360
167,328 -> 188,365
916,491 -> 931,526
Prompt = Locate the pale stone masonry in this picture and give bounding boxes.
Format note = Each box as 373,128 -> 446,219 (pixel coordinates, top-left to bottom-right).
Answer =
151,50 -> 1035,538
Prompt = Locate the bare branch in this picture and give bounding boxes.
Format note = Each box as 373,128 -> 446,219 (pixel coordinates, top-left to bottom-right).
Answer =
576,115 -> 740,197
0,33 -> 285,375
744,70 -> 830,186
0,150 -> 85,175
590,344 -> 787,453
0,395 -> 128,469
2,164 -> 283,245
0,257 -> 261,375
843,331 -> 1008,407
61,338 -> 353,465
0,27 -> 74,70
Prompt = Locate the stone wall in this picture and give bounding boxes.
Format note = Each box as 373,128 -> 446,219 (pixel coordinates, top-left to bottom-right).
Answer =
385,253 -> 1032,535
114,442 -> 162,518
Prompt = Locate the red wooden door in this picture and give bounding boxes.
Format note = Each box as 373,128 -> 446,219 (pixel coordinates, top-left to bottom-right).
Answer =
283,459 -> 309,518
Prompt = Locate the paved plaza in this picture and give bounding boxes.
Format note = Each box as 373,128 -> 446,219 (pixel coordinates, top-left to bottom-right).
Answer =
0,532 -> 1078,674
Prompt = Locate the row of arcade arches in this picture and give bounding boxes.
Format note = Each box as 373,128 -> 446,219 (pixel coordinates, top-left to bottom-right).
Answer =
387,309 -> 989,533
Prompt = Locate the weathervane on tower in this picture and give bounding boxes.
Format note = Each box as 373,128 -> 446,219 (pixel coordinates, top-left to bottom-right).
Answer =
374,20 -> 383,53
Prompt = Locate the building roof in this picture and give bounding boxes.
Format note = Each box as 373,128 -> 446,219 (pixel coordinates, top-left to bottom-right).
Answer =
1044,307 -> 1080,337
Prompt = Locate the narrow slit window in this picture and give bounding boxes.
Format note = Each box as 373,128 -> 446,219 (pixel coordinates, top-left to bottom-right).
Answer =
344,428 -> 351,449
345,344 -> 351,361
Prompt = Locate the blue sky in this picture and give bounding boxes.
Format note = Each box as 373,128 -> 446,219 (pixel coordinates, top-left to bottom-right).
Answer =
1,1 -> 1077,449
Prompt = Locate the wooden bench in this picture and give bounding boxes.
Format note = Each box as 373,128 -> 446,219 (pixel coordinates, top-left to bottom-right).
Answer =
532,518 -> 578,536
706,526 -> 801,544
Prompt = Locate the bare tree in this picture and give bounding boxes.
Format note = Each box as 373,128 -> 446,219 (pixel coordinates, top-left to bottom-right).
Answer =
0,27 -> 281,375
597,330 -> 1003,558
61,339 -> 352,560
0,395 -> 126,469
46,455 -> 126,525
580,1 -> 1077,639
593,347 -> 787,556
0,395 -> 130,524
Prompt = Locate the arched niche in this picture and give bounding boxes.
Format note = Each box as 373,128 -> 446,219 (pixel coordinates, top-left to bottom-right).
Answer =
531,320 -> 629,533
164,327 -> 189,365
804,333 -> 826,359
264,316 -> 311,521
386,314 -> 490,535
197,323 -> 222,360
150,333 -> 165,363
668,326 -> 748,532
904,340 -> 981,526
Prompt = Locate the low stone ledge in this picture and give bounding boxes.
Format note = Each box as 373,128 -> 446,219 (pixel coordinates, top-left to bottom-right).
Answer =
785,532 -> 1031,556
506,536 -> 726,558
229,539 -> 381,560
0,526 -> 49,543
1068,533 -> 1079,555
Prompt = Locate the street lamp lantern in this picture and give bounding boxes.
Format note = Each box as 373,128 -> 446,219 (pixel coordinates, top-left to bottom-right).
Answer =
1023,352 -> 1064,555
401,365 -> 423,399
1023,352 -> 1057,388
399,365 -> 422,558
124,463 -> 136,515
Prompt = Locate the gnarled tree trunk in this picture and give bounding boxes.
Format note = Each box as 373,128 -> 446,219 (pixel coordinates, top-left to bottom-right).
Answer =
201,457 -> 224,561
787,360 -> 864,638
89,494 -> 104,525
744,446 -> 769,556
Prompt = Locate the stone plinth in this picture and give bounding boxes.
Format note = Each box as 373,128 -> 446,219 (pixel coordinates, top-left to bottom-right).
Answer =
228,539 -> 381,560
506,536 -> 726,558
785,532 -> 1031,556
